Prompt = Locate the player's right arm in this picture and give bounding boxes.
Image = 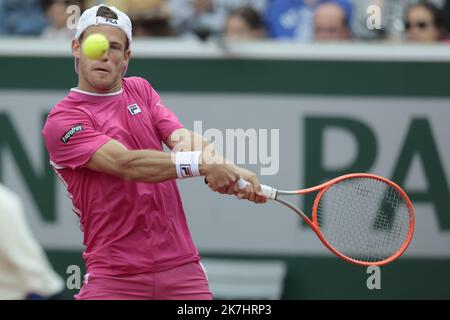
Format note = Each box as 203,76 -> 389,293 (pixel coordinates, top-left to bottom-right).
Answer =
86,139 -> 177,182
86,138 -> 241,191
42,108 -> 239,192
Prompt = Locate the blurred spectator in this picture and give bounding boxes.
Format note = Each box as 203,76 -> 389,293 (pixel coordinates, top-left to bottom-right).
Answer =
218,0 -> 267,13
350,0 -> 402,40
83,0 -> 127,12
84,0 -> 173,37
265,0 -> 352,42
168,0 -> 266,40
225,6 -> 266,40
0,183 -> 64,300
0,0 -> 47,36
444,0 -> 450,33
350,0 -> 449,41
133,15 -> 175,37
314,1 -> 350,41
404,1 -> 448,42
40,0 -> 82,39
168,0 -> 227,40
445,0 -> 450,33
128,0 -> 174,37
84,0 -> 168,14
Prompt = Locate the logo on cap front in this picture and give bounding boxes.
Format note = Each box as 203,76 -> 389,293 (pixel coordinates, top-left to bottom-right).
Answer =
96,17 -> 118,26
105,18 -> 118,25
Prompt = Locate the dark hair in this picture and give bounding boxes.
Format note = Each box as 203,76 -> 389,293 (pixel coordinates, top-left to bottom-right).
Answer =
406,0 -> 448,40
79,6 -> 130,50
228,6 -> 264,31
96,5 -> 118,20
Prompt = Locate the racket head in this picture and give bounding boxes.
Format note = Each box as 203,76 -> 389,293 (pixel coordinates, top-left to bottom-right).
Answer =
310,173 -> 414,266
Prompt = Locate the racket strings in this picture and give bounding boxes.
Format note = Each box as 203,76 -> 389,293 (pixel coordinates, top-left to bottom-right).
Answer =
316,178 -> 411,263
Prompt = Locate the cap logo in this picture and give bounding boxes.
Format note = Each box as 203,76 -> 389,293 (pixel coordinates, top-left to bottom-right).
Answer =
96,17 -> 118,26
105,18 -> 118,25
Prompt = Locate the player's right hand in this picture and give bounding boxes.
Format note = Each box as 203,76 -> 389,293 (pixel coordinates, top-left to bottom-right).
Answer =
200,151 -> 241,194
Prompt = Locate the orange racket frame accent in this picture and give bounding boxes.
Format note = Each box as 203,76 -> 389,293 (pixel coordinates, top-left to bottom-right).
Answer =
294,173 -> 415,266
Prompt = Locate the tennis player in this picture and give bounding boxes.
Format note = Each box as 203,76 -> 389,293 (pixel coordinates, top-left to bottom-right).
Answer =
42,4 -> 266,300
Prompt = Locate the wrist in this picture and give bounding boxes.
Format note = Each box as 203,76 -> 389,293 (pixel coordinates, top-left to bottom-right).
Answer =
199,152 -> 214,176
175,151 -> 202,178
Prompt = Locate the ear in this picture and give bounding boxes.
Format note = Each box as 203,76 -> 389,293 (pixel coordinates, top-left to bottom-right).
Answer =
124,48 -> 131,63
121,49 -> 131,74
72,38 -> 81,60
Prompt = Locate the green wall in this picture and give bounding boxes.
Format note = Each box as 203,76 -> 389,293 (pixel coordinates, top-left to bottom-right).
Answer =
1,56 -> 449,96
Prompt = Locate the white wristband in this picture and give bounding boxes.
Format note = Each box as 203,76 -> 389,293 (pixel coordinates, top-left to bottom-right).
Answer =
175,151 -> 202,178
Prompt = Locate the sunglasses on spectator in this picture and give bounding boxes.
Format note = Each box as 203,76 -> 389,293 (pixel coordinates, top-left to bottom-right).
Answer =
404,21 -> 433,30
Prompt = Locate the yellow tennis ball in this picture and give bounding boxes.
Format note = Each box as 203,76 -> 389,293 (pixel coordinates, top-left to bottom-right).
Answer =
82,33 -> 110,60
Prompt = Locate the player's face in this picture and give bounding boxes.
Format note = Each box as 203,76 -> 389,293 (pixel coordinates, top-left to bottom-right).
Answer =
72,25 -> 131,93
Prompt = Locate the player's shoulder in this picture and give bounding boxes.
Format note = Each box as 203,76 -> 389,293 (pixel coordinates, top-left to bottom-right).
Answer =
123,76 -> 154,92
47,93 -> 84,117
43,95 -> 90,134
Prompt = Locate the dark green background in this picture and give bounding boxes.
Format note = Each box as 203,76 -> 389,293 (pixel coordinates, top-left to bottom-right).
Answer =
1,56 -> 449,97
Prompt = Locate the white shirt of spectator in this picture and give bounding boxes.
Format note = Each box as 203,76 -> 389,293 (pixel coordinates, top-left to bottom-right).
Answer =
0,184 -> 64,300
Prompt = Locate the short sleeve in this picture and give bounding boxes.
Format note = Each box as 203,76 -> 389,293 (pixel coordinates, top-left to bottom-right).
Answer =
138,78 -> 184,141
42,108 -> 111,170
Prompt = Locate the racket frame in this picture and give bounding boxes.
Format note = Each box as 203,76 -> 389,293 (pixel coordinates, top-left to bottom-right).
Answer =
265,173 -> 415,266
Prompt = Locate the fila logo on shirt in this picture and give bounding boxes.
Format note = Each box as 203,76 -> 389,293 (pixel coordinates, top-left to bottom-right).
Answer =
127,104 -> 142,116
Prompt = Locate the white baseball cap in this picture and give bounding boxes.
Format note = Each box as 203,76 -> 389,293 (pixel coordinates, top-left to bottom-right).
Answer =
74,5 -> 132,75
75,4 -> 133,44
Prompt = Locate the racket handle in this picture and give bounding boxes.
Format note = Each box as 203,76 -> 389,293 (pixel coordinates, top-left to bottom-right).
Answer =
237,178 -> 278,200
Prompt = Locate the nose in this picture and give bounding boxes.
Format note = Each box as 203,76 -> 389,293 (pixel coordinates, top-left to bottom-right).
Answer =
100,49 -> 110,61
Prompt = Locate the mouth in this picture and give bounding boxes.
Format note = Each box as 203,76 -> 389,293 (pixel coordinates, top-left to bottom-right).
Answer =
93,67 -> 111,74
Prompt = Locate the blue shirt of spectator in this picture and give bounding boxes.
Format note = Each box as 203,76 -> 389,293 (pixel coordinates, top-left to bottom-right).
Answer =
264,0 -> 352,41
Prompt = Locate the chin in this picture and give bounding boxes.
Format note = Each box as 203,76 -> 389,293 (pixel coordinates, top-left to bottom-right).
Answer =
90,78 -> 116,91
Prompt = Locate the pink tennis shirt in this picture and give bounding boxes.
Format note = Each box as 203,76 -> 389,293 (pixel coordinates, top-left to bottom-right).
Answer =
42,77 -> 200,276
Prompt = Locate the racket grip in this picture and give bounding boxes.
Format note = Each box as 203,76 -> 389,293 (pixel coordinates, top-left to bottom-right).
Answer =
237,178 -> 278,200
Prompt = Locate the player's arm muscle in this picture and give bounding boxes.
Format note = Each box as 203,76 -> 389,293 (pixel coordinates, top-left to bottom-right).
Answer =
165,128 -> 210,152
86,139 -> 178,183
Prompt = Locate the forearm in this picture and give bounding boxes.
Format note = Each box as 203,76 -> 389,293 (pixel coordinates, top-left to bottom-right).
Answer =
88,139 -> 205,183
118,149 -> 179,183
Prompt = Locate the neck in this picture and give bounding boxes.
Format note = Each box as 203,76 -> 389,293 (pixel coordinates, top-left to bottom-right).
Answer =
77,77 -> 122,94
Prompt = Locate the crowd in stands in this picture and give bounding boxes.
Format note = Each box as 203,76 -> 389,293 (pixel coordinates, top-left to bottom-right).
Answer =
0,0 -> 449,43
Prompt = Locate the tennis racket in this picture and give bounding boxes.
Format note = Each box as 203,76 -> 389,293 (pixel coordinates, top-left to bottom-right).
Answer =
238,173 -> 414,266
